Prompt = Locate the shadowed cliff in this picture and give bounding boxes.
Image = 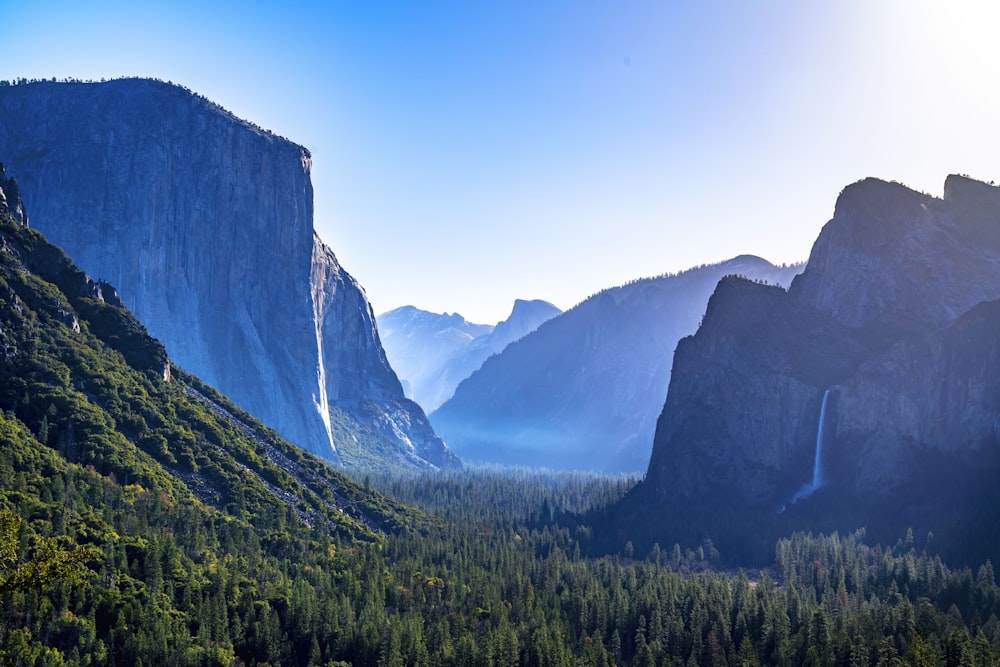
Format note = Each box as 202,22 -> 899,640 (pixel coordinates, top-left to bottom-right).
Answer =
618,176 -> 1000,564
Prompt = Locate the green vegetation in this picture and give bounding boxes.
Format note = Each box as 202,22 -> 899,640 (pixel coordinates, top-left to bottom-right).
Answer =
1,210 -> 999,665
326,403 -> 434,475
0,508 -> 93,600
369,469 -> 1000,667
0,211 -> 423,663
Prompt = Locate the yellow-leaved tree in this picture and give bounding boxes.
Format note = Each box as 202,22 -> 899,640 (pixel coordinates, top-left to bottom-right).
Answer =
0,509 -> 94,599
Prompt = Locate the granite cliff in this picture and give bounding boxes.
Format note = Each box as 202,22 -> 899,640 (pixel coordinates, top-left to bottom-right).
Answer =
0,163 -> 27,225
431,256 -> 801,472
627,176 -> 1000,562
0,78 -> 455,470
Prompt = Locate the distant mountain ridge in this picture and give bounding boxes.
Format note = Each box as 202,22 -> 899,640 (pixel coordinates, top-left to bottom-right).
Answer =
0,78 -> 456,471
619,175 -> 1000,564
430,256 -> 802,472
378,299 -> 561,412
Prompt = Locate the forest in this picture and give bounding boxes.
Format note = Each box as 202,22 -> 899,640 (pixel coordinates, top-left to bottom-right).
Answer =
4,439 -> 1000,666
1,210 -> 1000,666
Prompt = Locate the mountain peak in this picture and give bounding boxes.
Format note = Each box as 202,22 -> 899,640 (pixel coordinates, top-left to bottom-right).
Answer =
431,259 -> 802,472
943,173 -> 1000,203
504,298 -> 561,326
792,175 -> 1000,329
627,173 -> 1000,562
829,177 -> 931,237
28,77 -> 312,156
378,300 -> 561,414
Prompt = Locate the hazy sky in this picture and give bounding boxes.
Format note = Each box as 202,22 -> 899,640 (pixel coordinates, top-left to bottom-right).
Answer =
6,1 -> 1000,323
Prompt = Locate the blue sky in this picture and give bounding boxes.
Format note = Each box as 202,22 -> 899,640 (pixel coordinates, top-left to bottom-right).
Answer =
6,1 -> 1000,323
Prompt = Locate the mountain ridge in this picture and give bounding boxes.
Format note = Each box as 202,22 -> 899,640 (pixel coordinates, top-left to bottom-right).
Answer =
377,298 -> 561,412
0,181 -> 415,536
431,255 -> 802,472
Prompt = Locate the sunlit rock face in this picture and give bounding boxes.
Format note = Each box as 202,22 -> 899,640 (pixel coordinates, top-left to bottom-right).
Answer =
431,256 -> 802,473
0,78 -> 455,469
0,163 -> 27,225
635,176 -> 1000,552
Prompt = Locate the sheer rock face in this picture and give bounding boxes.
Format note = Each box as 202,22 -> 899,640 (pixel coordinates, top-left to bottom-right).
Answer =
830,298 -> 1000,493
0,79 -> 453,468
311,235 -> 456,468
792,176 -> 1000,329
642,176 -> 1000,511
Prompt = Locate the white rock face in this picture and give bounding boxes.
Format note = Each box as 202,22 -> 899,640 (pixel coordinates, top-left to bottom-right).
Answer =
0,78 -> 455,469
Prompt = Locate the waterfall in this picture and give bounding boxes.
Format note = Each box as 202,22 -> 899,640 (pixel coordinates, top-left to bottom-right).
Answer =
810,388 -> 831,489
311,295 -> 337,458
788,387 -> 832,504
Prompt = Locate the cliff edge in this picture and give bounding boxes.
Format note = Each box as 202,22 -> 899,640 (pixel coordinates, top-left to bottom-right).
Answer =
0,78 -> 455,470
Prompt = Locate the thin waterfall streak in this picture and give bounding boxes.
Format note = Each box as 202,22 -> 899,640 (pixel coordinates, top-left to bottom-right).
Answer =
312,295 -> 336,456
785,387 -> 832,507
811,388 -> 831,489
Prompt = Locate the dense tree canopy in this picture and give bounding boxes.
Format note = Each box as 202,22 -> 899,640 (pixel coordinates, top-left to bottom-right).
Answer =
1,210 -> 998,665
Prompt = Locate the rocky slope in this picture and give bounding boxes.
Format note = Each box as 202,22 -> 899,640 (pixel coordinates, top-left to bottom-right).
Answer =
627,175 -> 1000,560
0,78 -> 455,470
431,256 -> 802,472
377,299 -> 561,412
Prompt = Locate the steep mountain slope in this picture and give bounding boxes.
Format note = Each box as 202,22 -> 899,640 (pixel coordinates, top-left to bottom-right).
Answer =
431,256 -> 801,472
378,299 -> 561,412
0,173 -> 414,535
0,176 -> 437,662
622,175 -> 1000,564
0,78 -> 455,471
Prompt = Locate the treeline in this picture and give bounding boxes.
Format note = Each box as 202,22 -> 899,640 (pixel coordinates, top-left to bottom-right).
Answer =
581,259 -> 805,305
0,77 -> 296,150
7,450 -> 998,666
368,469 -> 1000,667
